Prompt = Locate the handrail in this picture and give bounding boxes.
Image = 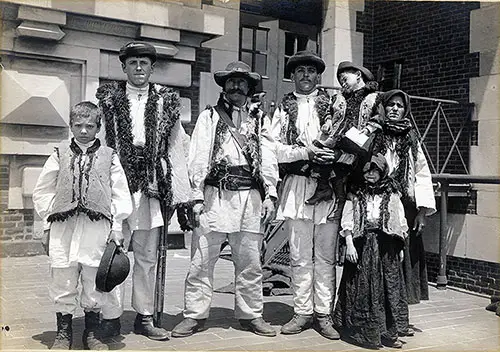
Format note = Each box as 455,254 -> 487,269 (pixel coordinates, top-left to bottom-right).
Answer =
408,95 -> 460,105
430,174 -> 500,290
432,174 -> 500,184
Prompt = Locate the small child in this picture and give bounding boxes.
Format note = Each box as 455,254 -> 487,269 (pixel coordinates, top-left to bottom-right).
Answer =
33,102 -> 132,350
333,154 -> 409,349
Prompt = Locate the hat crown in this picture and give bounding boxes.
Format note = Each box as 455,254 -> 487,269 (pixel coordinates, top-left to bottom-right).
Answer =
224,61 -> 252,73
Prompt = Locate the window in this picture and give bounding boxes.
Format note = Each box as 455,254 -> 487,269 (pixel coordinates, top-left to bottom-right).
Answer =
284,32 -> 309,79
239,26 -> 269,77
377,59 -> 404,91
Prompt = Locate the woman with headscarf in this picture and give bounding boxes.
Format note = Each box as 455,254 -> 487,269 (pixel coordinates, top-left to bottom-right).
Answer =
372,89 -> 437,307
333,154 -> 409,349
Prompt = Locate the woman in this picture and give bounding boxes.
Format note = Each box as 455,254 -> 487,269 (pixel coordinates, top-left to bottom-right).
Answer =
372,89 -> 437,308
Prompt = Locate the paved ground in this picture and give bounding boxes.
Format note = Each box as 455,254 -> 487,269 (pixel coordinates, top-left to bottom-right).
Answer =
0,248 -> 499,351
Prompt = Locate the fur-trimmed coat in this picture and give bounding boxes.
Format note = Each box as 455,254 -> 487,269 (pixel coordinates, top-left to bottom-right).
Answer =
96,81 -> 191,208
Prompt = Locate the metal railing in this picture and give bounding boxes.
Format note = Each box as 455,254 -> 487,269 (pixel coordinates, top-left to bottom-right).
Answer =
432,174 -> 500,289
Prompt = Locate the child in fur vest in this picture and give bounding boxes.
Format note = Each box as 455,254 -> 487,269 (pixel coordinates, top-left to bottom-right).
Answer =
33,102 -> 132,350
305,62 -> 383,221
333,153 -> 410,349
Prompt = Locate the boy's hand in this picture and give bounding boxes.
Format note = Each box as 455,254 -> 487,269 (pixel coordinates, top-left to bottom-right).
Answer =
41,229 -> 50,256
108,230 -> 124,248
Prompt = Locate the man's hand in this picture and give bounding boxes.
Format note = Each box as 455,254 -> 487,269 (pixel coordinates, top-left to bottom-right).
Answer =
313,148 -> 339,165
41,229 -> 50,256
108,230 -> 124,248
261,197 -> 276,226
413,207 -> 429,235
190,202 -> 205,228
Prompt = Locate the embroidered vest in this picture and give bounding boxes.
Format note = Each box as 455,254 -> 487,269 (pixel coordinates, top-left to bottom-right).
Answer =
48,140 -> 113,223
331,91 -> 380,130
96,81 -> 181,205
351,193 -> 407,240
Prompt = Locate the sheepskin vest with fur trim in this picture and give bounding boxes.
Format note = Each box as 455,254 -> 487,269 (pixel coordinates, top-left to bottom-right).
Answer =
48,140 -> 113,223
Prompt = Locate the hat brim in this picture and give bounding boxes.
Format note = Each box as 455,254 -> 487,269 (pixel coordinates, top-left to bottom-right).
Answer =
96,241 -> 117,292
337,63 -> 374,82
96,242 -> 130,293
286,56 -> 326,75
214,71 -> 261,88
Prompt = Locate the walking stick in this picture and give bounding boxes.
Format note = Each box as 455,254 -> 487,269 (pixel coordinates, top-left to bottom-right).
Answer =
153,202 -> 171,327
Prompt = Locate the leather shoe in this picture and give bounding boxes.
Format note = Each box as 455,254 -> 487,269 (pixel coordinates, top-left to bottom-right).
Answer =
314,313 -> 340,340
381,336 -> 403,348
280,314 -> 313,334
239,317 -> 276,337
171,318 -> 206,338
133,314 -> 169,341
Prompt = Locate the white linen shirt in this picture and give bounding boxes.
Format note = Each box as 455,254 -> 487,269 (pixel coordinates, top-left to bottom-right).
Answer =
271,90 -> 336,224
33,139 -> 132,268
340,196 -> 408,237
124,83 -> 163,230
188,105 -> 278,235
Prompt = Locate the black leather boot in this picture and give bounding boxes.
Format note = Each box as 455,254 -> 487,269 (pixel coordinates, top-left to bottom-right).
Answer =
51,313 -> 72,350
133,314 -> 169,341
100,318 -> 121,339
82,311 -> 108,350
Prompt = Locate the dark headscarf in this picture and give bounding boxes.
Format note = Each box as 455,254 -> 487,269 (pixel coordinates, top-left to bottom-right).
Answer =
380,89 -> 412,136
362,153 -> 390,180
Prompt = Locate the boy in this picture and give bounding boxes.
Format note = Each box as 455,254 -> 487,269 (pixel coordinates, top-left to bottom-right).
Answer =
305,61 -> 384,206
33,102 -> 132,350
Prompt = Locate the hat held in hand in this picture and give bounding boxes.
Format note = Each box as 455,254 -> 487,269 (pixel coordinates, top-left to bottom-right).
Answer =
96,241 -> 130,293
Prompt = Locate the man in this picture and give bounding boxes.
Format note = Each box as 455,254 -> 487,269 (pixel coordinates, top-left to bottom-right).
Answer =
171,61 -> 278,338
270,51 -> 341,340
96,41 -> 191,341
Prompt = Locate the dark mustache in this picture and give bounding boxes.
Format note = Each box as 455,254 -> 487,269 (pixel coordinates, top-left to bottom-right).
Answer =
226,88 -> 246,95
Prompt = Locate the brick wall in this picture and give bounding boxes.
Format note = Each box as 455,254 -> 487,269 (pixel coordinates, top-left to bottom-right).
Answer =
358,0 -> 480,174
0,156 -> 39,256
178,47 -> 212,135
426,252 -> 500,297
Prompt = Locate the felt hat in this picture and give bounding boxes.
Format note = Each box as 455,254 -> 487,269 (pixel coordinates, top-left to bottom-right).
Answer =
96,241 -> 130,293
337,61 -> 375,82
286,50 -> 326,75
119,41 -> 157,63
214,61 -> 261,88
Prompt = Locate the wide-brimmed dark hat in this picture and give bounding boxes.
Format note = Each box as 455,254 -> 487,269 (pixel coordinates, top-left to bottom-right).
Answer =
96,241 -> 130,293
119,41 -> 157,63
337,61 -> 374,82
286,51 -> 325,75
214,61 -> 261,88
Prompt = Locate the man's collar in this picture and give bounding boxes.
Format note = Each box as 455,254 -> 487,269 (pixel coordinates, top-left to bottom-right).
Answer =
293,89 -> 319,99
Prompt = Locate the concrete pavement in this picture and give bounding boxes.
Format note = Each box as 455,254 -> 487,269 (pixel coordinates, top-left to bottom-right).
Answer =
0,248 -> 499,351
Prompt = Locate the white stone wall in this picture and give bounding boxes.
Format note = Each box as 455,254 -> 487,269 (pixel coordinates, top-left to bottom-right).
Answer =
320,0 -> 365,88
425,2 -> 500,263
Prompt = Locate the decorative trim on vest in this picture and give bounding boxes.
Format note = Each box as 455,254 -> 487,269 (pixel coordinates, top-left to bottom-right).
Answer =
279,89 -> 331,146
351,176 -> 406,240
96,81 -> 180,205
332,85 -> 381,131
205,96 -> 264,185
373,129 -> 419,202
47,139 -> 113,223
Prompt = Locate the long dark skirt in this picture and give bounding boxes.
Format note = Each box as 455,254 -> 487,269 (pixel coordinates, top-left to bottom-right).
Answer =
402,200 -> 429,304
333,231 -> 408,348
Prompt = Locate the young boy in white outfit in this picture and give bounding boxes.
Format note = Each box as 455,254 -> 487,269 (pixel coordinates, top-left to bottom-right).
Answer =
33,102 -> 132,350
